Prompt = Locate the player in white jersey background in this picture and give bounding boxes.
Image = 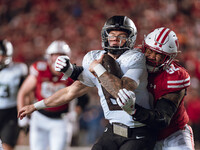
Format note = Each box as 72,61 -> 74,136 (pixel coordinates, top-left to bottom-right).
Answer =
0,39 -> 28,150
18,15 -> 157,150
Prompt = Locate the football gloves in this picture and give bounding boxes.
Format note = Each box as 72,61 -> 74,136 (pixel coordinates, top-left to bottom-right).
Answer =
55,56 -> 74,79
117,88 -> 136,115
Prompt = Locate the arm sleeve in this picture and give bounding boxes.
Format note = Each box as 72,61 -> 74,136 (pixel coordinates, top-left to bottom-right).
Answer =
132,98 -> 177,129
69,65 -> 83,80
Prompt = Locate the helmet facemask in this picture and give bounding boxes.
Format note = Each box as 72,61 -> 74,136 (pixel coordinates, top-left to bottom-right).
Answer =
101,16 -> 137,55
104,29 -> 131,55
0,40 -> 13,70
143,27 -> 178,73
144,44 -> 172,73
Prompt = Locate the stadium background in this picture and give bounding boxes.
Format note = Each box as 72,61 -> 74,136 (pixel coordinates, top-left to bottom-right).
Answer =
0,0 -> 200,149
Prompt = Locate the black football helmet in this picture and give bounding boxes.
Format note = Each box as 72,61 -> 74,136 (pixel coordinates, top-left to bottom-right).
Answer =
101,16 -> 137,55
0,39 -> 13,69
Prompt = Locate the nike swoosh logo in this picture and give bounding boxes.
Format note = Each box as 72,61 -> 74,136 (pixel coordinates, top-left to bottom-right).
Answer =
104,128 -> 108,132
136,136 -> 145,139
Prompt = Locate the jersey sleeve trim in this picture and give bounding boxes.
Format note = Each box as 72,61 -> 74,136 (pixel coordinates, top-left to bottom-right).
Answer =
167,76 -> 190,88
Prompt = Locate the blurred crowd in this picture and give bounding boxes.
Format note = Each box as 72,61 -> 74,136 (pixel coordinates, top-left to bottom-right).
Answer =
0,0 -> 200,148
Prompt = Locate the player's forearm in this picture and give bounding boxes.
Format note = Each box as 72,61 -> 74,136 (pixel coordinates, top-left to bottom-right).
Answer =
44,87 -> 72,107
17,95 -> 25,111
17,90 -> 30,111
17,75 -> 37,110
32,88 -> 74,110
40,81 -> 89,109
98,72 -> 121,98
98,73 -> 137,98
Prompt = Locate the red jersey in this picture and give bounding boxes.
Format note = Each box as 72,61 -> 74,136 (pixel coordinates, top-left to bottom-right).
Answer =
30,61 -> 74,113
148,62 -> 190,140
186,98 -> 200,124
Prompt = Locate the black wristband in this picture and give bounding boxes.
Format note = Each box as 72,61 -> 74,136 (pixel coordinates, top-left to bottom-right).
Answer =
60,58 -> 70,73
70,65 -> 83,80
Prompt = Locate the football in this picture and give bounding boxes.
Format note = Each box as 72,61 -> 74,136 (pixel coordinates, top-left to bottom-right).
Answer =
101,53 -> 122,110
102,54 -> 123,78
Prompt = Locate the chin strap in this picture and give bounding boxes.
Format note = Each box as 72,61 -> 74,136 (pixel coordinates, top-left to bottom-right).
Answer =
106,48 -> 127,55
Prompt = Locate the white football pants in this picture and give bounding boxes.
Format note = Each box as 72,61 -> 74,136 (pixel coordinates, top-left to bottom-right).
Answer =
30,111 -> 68,150
154,124 -> 194,150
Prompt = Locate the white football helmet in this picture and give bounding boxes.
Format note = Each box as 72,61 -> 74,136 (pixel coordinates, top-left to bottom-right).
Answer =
143,27 -> 179,72
0,39 -> 13,69
45,40 -> 71,69
45,40 -> 71,57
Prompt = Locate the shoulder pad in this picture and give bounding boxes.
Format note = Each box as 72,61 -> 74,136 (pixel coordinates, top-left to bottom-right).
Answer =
82,50 -> 105,68
166,63 -> 190,89
17,63 -> 28,76
33,61 -> 48,71
30,61 -> 48,76
117,50 -> 146,68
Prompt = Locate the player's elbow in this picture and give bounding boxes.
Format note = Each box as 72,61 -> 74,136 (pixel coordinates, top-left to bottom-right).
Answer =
121,77 -> 138,91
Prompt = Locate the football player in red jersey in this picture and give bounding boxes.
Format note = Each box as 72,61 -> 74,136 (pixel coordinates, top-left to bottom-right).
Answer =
17,41 -> 74,150
117,27 -> 195,150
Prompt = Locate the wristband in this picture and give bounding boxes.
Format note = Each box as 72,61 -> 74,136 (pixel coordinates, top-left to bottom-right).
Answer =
93,64 -> 106,77
33,100 -> 47,110
61,63 -> 74,80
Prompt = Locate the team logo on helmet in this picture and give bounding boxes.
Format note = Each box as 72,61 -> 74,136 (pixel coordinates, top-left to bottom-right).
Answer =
143,27 -> 179,73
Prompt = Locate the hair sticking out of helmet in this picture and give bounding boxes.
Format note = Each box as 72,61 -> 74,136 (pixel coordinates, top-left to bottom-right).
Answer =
101,16 -> 137,55
0,39 -> 13,69
143,27 -> 179,73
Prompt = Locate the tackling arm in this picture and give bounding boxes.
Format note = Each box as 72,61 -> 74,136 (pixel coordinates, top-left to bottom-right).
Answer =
132,89 -> 186,129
